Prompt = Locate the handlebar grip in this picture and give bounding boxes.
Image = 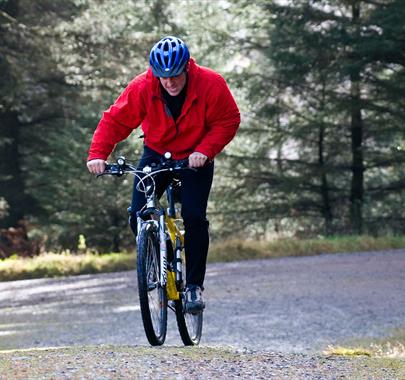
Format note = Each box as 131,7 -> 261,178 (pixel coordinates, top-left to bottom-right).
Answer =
96,163 -> 119,177
174,158 -> 190,169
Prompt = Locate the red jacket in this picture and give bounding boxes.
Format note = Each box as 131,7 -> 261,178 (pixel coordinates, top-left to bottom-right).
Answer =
88,58 -> 240,161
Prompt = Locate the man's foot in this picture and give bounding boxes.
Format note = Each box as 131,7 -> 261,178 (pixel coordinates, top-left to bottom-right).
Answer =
184,285 -> 205,314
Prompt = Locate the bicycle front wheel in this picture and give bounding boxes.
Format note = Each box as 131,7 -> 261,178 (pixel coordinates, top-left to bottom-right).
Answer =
137,225 -> 167,346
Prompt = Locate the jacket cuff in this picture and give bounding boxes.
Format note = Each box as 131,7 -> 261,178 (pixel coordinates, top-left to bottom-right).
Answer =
87,154 -> 108,162
193,147 -> 215,161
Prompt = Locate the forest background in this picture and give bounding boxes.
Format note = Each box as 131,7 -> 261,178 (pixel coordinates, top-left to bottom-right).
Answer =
1,0 -> 404,257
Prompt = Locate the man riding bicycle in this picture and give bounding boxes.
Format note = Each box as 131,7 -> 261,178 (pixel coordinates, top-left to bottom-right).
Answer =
87,36 -> 240,313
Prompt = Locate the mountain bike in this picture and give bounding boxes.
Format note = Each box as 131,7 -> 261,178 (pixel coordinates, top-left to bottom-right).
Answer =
98,153 -> 203,346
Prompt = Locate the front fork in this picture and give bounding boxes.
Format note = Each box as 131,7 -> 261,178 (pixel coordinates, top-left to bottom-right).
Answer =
158,212 -> 167,286
135,210 -> 167,287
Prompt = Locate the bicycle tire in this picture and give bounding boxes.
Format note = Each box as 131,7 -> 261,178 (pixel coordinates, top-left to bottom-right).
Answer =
175,299 -> 203,345
137,225 -> 167,346
174,249 -> 203,345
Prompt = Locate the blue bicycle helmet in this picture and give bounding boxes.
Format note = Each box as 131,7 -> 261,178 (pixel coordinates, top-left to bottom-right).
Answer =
149,36 -> 190,78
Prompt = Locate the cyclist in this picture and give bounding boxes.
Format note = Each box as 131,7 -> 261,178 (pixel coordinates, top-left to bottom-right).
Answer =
87,36 -> 240,313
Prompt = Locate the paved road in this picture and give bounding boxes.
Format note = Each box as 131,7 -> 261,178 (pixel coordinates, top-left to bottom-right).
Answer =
0,250 -> 404,353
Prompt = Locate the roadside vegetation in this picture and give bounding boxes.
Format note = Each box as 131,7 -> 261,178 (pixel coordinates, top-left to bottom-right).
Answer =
1,235 -> 404,282
323,328 -> 405,377
208,235 -> 405,262
324,327 -> 405,359
0,252 -> 135,282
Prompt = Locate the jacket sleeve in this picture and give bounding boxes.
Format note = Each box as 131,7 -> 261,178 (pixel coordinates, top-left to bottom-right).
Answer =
87,78 -> 146,161
194,76 -> 240,160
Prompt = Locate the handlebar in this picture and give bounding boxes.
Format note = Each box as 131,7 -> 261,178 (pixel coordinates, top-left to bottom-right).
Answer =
96,153 -> 193,179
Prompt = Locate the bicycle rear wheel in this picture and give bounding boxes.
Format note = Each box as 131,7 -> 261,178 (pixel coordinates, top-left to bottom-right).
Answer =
137,225 -> 167,346
175,299 -> 203,345
174,249 -> 203,345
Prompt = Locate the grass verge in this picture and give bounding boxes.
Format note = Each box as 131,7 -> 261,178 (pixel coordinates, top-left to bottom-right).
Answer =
324,327 -> 405,359
323,328 -> 405,377
0,252 -> 135,282
208,234 -> 405,262
1,235 -> 404,282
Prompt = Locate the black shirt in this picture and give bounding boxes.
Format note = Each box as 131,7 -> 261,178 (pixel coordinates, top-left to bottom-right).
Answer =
161,79 -> 187,121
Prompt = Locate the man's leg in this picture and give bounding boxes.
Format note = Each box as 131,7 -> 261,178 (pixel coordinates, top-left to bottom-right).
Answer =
180,162 -> 214,289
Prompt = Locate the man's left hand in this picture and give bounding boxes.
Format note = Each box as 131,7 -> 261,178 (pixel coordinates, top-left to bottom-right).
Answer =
189,152 -> 208,168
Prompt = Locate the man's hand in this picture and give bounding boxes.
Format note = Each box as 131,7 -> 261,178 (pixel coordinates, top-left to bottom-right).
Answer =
188,152 -> 208,168
87,159 -> 106,174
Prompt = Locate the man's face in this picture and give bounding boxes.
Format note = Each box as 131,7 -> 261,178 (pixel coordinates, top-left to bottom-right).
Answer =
159,72 -> 187,96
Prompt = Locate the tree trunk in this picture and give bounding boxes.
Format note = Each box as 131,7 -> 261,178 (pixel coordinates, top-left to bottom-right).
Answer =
349,3 -> 364,234
0,1 -> 28,228
318,81 -> 333,233
0,111 -> 31,228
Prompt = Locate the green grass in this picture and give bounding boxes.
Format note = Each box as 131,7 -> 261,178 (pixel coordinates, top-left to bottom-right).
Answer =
0,252 -> 135,282
325,327 -> 405,359
323,328 -> 405,377
208,234 -> 405,262
1,235 -> 404,282
323,346 -> 372,357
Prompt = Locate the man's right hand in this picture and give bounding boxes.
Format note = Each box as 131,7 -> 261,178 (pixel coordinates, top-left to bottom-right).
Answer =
87,159 -> 106,174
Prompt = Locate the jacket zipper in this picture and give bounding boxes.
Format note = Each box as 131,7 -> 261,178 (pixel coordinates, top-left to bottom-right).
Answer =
153,94 -> 197,136
153,94 -> 180,136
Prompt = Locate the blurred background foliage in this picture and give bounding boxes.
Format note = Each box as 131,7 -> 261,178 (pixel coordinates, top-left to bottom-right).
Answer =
0,0 -> 404,257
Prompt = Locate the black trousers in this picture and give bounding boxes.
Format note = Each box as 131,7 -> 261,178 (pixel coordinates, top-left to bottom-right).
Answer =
130,146 -> 214,288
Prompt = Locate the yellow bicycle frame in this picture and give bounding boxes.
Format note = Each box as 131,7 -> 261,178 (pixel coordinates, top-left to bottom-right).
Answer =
165,215 -> 184,247
165,215 -> 184,301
